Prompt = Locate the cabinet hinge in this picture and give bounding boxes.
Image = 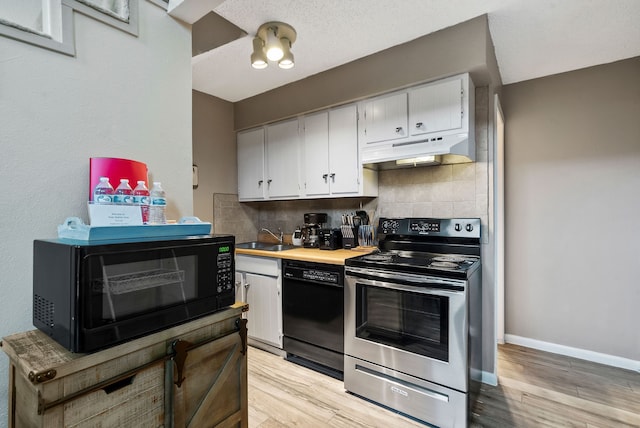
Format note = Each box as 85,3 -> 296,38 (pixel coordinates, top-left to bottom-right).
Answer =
171,339 -> 191,388
236,318 -> 248,356
29,369 -> 57,384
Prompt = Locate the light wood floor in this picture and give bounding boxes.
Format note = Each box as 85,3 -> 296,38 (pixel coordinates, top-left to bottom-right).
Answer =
247,344 -> 640,427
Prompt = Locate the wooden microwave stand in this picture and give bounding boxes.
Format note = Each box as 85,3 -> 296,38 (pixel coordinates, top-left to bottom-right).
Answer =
1,303 -> 249,428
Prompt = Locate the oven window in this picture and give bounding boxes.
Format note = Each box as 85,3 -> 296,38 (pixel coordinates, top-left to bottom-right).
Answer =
355,283 -> 449,361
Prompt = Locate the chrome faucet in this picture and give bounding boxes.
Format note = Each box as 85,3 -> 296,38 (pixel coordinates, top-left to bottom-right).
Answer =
261,227 -> 283,243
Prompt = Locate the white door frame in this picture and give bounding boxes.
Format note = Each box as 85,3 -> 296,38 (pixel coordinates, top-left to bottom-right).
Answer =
494,94 -> 505,347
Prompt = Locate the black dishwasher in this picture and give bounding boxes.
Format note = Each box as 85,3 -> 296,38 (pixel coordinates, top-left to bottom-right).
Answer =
282,259 -> 344,380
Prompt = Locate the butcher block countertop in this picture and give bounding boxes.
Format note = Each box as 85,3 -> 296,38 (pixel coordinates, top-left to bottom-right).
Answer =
235,246 -> 377,265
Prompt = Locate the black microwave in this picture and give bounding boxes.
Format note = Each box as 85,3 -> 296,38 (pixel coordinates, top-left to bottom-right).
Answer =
33,235 -> 235,353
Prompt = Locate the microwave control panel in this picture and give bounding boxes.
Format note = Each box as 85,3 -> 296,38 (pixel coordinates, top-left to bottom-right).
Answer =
216,251 -> 234,293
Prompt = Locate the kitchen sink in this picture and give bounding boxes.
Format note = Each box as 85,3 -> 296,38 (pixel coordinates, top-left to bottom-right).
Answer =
236,241 -> 269,249
236,241 -> 296,251
269,244 -> 296,251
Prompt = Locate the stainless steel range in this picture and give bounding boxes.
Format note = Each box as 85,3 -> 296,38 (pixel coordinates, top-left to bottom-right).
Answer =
344,217 -> 482,428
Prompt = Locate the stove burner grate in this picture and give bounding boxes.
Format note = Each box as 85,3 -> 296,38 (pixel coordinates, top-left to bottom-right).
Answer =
364,254 -> 394,262
432,255 -> 467,263
429,261 -> 460,269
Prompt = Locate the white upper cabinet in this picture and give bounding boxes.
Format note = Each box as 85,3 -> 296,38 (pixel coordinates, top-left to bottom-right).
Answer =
302,111 -> 330,196
237,127 -> 265,201
237,104 -> 377,201
265,119 -> 301,199
361,92 -> 408,144
358,73 -> 474,164
409,78 -> 463,136
303,105 -> 363,197
328,105 -> 360,195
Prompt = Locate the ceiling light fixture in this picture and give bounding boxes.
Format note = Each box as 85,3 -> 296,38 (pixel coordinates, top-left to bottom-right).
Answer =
251,22 -> 297,70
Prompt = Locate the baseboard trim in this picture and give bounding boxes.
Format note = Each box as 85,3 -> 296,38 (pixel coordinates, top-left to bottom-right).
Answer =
504,334 -> 640,373
481,371 -> 498,386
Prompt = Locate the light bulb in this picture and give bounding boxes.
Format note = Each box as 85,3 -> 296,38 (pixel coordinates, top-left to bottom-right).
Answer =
278,38 -> 294,69
265,27 -> 283,61
251,57 -> 268,69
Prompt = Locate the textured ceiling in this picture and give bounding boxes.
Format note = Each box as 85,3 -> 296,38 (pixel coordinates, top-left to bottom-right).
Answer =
190,0 -> 640,102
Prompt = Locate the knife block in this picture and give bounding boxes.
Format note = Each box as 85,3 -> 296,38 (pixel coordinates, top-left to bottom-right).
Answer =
341,225 -> 358,249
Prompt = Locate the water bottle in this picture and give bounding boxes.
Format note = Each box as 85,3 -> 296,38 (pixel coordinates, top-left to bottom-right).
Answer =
149,182 -> 167,224
93,177 -> 114,203
133,180 -> 150,223
113,179 -> 134,204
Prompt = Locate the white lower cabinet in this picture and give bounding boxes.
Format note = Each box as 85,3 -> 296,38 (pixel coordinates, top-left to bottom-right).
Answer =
235,255 -> 282,349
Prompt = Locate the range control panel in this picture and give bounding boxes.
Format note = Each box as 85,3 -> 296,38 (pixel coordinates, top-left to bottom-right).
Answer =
379,218 -> 481,239
409,220 -> 441,233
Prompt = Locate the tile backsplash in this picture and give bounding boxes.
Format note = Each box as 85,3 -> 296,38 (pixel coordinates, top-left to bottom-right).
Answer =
213,193 -> 376,242
214,86 -> 489,243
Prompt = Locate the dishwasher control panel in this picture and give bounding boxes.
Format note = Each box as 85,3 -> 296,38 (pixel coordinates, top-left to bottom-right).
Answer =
283,260 -> 343,285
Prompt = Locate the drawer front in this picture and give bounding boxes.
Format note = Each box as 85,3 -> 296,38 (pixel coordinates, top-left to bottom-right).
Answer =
236,255 -> 280,276
62,362 -> 164,427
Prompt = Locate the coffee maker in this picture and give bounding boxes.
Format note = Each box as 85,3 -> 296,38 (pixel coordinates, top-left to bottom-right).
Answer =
301,213 -> 327,248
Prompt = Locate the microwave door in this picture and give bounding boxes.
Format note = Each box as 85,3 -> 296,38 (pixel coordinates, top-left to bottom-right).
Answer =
88,251 -> 195,325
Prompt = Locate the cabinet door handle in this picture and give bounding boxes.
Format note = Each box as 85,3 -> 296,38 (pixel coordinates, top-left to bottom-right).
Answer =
258,180 -> 263,186
395,127 -> 403,134
267,179 -> 273,185
322,173 -> 328,181
330,173 -> 336,182
415,122 -> 423,128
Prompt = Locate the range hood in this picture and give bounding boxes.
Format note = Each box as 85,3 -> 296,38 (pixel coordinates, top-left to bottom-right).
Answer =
361,132 -> 474,170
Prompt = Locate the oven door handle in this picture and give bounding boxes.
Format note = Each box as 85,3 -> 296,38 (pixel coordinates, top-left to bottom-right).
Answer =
346,267 -> 465,295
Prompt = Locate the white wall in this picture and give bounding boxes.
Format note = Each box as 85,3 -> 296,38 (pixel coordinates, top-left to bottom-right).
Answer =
502,58 -> 640,363
192,90 -> 237,224
0,2 -> 192,425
